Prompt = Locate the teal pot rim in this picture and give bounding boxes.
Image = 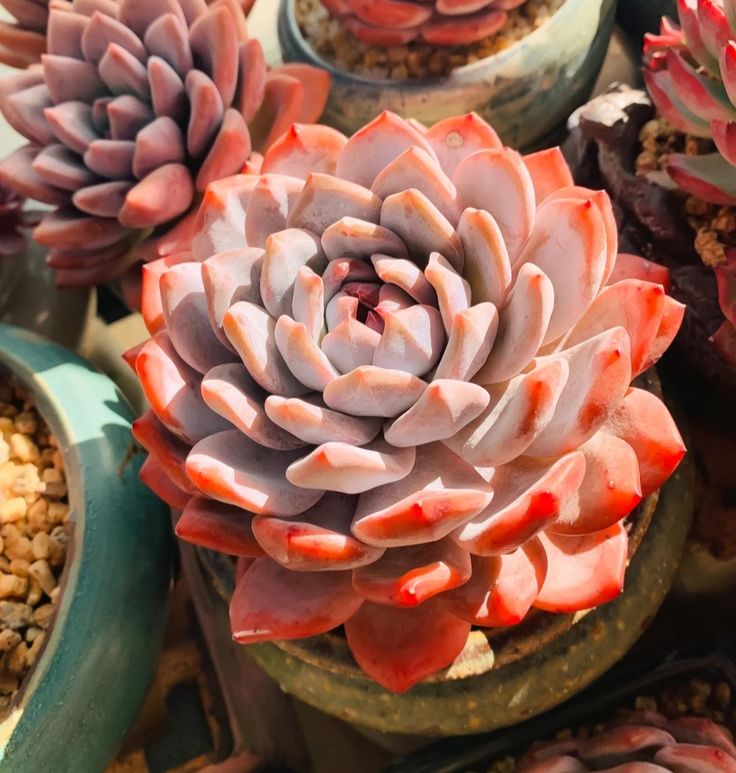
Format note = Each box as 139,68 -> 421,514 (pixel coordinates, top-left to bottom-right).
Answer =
0,324 -> 173,772
277,0 -> 616,148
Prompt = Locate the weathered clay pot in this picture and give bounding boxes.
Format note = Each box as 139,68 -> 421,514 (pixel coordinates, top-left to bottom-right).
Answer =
0,324 -> 173,772
277,0 -> 617,149
197,371 -> 693,737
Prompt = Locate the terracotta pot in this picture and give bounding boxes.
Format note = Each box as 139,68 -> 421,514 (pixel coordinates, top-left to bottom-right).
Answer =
277,0 -> 617,149
0,324 -> 173,772
196,370 -> 693,737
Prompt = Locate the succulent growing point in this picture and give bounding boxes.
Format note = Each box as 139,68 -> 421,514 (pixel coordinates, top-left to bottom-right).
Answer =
319,0 -> 528,47
0,0 -> 329,287
519,712 -> 736,773
132,110 -> 686,693
0,0 -> 257,70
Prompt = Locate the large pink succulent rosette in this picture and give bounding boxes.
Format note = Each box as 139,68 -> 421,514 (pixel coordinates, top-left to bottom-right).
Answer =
131,111 -> 687,692
321,0 -> 529,46
0,0 -> 328,288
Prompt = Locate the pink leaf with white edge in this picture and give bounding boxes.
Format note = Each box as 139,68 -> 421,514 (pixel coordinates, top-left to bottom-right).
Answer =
444,540 -> 547,627
550,431 -> 642,536
380,188 -> 464,271
252,492 -> 383,571
712,119 -> 736,167
534,523 -> 628,613
160,262 -> 237,374
285,437 -> 416,494
186,429 -> 324,515
474,262 -> 554,384
666,48 -> 736,123
453,147 -> 535,262
352,539 -> 471,607
223,301 -> 311,397
384,380 -> 490,448
202,247 -> 264,349
522,147 -> 574,205
515,196 -> 608,344
677,0 -> 719,74
261,123 -> 348,178
424,252 -> 471,334
345,599 -> 470,692
200,363 -> 305,451
666,152 -> 736,206
444,358 -> 569,467
644,66 -> 713,138
176,497 -> 264,557
231,560 -> 363,642
352,442 -> 493,547
426,112 -> 502,178
139,455 -> 191,509
336,111 -> 438,189
605,388 -> 686,497
265,394 -> 383,446
321,216 -> 409,262
371,146 -> 459,226
720,41 -> 736,109
132,409 -> 197,494
292,266 -> 325,341
323,365 -> 427,417
526,328 -> 632,458
457,207 -> 512,308
697,0 -> 732,64
563,279 -> 666,377
608,253 -> 671,291
452,452 -> 586,555
434,302 -> 499,382
136,332 -> 231,444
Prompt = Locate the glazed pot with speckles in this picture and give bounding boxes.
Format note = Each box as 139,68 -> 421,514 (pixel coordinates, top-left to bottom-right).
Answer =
277,0 -> 617,149
195,372 -> 693,737
0,325 -> 173,772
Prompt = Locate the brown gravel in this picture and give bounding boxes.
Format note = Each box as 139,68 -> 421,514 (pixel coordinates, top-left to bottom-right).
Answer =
0,377 -> 69,709
635,117 -> 736,268
295,0 -> 565,80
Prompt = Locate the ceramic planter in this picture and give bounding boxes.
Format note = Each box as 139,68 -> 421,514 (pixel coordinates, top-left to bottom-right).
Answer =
193,374 -> 693,737
277,0 -> 617,149
0,324 -> 173,772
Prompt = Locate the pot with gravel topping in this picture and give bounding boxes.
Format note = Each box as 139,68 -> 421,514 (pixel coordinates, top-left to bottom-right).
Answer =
278,0 -> 616,148
0,324 -> 172,772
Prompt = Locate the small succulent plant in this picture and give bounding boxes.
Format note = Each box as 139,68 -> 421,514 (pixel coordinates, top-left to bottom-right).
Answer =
643,1 -> 736,363
643,0 -> 736,204
0,0 -> 329,287
320,0 -> 527,47
131,110 -> 685,692
0,0 -> 256,70
518,711 -> 736,773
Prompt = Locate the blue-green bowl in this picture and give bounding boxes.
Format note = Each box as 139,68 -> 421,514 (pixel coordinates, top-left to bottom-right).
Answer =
0,324 -> 173,773
278,0 -> 617,149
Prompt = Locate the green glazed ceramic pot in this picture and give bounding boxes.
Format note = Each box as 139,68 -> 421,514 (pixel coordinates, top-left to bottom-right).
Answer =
0,324 -> 173,772
278,0 -> 617,149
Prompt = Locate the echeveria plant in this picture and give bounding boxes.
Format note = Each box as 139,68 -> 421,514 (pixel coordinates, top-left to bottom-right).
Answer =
0,0 -> 329,287
519,712 -> 736,773
643,0 -> 736,363
131,111 -> 686,692
320,0 -> 528,46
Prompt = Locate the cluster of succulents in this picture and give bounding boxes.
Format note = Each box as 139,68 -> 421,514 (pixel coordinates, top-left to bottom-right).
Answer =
320,0 -> 528,46
129,109 -> 686,692
519,712 -> 736,773
0,0 -> 329,287
642,1 -> 736,364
